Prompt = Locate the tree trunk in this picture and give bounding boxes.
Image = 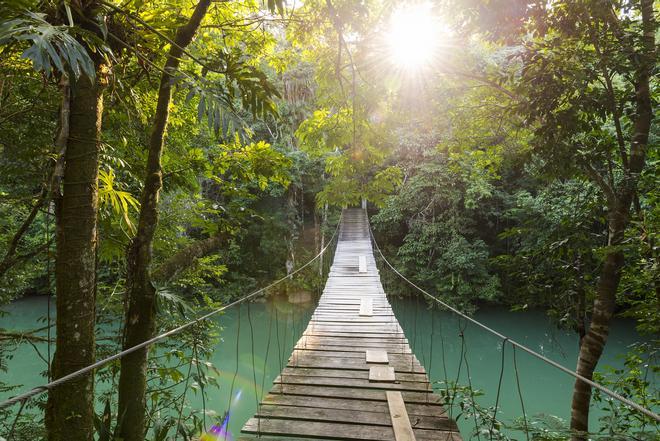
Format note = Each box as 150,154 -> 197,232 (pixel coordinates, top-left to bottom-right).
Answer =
115,2 -> 211,440
569,2 -> 654,437
45,66 -> 106,441
569,215 -> 623,438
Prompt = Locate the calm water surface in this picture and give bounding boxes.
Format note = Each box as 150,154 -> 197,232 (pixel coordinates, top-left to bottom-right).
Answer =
1,294 -> 656,439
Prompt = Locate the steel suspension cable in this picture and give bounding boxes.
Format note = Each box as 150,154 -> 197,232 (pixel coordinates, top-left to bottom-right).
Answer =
225,302 -> 241,441
460,327 -> 481,441
0,214 -> 341,411
490,338 -> 507,440
258,303 -> 275,437
512,346 -> 530,441
193,342 -> 207,433
427,306 -> 434,405
367,218 -> 660,422
448,318 -> 467,422
175,339 -> 197,439
437,308 -> 450,393
274,307 -> 283,394
247,301 -> 259,426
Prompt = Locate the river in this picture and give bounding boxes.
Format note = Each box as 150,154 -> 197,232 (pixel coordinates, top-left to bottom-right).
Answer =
1,294 -> 656,439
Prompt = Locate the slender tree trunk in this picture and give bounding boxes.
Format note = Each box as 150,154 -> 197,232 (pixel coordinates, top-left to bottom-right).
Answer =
570,3 -> 654,437
45,66 -> 107,441
115,2 -> 211,440
570,199 -> 635,437
569,214 -> 623,438
0,77 -> 69,279
0,192 -> 47,276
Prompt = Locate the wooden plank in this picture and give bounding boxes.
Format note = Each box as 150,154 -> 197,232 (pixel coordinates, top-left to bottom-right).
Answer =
254,404 -> 457,431
260,394 -> 448,418
297,336 -> 409,346
359,298 -> 373,316
369,366 -> 396,382
359,255 -> 367,272
387,391 -> 417,441
274,373 -> 428,392
295,343 -> 411,354
243,418 -> 460,441
288,354 -> 425,373
279,367 -> 428,383
269,384 -> 439,404
242,418 -> 396,440
366,349 -> 389,364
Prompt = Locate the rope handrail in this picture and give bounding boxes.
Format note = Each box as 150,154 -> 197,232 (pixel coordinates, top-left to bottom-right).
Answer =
0,213 -> 342,411
366,215 -> 660,423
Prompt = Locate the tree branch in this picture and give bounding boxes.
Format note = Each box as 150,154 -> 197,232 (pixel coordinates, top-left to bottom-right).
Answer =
151,232 -> 229,285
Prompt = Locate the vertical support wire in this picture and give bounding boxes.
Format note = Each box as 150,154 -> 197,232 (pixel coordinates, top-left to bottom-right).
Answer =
175,338 -> 197,440
418,292 -> 427,369
427,306 -> 435,404
411,291 -> 419,373
291,279 -> 297,368
274,308 -> 283,394
490,338 -> 508,440
512,346 -> 530,441
224,303 -> 242,441
246,301 -> 260,436
437,308 -> 449,390
193,342 -> 207,433
258,307 -> 275,439
281,305 -> 288,380
461,330 -> 482,441
448,318 -> 467,421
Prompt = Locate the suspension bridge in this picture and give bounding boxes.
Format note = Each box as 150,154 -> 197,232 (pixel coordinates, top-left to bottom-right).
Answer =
1,209 -> 658,441
239,208 -> 460,440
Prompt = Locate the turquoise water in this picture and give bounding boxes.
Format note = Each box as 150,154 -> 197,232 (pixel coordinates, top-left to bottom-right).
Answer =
1,293 -> 656,439
0,294 -> 314,439
392,296 -> 658,437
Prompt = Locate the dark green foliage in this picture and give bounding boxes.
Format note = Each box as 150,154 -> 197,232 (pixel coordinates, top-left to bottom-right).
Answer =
373,154 -> 500,311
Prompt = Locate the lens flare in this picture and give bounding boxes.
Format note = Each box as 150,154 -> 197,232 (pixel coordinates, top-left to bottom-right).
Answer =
200,412 -> 232,441
384,2 -> 443,70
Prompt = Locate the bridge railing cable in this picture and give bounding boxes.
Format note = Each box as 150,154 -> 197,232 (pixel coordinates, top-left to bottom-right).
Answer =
0,213 -> 342,413
367,216 -> 660,423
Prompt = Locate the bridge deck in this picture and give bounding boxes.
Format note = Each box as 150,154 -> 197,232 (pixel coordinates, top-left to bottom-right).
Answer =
240,208 -> 461,441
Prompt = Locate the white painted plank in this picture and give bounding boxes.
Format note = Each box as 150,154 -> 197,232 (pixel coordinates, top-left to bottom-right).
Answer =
358,255 -> 367,273
365,349 -> 388,364
369,366 -> 396,382
359,298 -> 373,316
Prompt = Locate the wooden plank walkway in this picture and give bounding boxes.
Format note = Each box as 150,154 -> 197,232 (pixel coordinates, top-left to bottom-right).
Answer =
240,208 -> 461,441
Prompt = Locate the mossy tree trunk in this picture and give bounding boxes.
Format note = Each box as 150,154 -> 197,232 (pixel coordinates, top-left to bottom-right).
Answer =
46,65 -> 107,441
115,2 -> 211,440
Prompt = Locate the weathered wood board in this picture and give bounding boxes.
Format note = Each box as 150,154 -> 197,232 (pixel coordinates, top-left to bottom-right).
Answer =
370,365 -> 396,382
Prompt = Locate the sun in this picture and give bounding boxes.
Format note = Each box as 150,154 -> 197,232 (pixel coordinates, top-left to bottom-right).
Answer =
384,3 -> 442,70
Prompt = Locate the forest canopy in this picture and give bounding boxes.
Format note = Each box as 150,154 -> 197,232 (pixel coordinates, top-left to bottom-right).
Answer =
0,0 -> 657,440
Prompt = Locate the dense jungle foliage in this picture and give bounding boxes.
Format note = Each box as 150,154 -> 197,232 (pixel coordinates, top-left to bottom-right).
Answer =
0,0 -> 657,440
